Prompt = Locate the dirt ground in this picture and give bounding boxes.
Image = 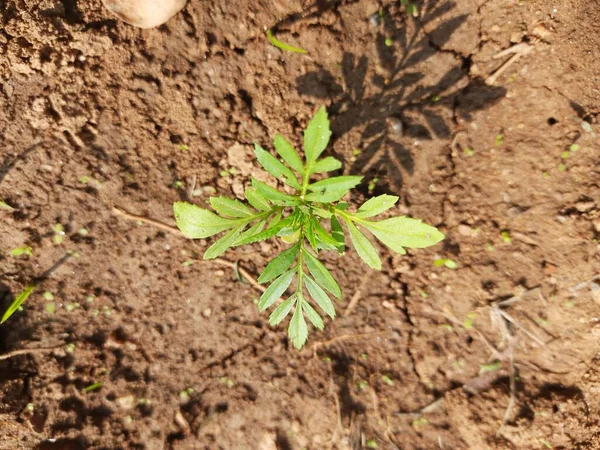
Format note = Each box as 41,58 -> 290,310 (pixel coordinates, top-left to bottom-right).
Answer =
1,0 -> 599,449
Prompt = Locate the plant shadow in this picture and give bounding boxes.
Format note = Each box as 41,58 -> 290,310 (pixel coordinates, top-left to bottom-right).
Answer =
295,0 -> 506,192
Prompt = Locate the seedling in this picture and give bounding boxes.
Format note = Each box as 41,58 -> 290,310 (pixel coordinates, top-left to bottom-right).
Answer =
266,29 -> 308,54
173,107 -> 443,348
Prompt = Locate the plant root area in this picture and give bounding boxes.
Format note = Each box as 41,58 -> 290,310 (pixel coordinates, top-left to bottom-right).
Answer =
1,1 -> 599,449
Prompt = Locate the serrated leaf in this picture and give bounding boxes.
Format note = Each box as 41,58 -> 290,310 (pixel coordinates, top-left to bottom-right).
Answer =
258,270 -> 295,311
258,243 -> 300,284
302,299 -> 324,330
304,276 -> 336,319
306,220 -> 318,252
209,197 -> 253,218
356,194 -> 399,218
268,295 -> 296,326
312,207 -> 332,218
254,144 -> 301,189
203,224 -> 245,259
311,157 -> 342,174
304,106 -> 331,163
313,221 -> 339,251
308,176 -> 362,193
288,302 -> 308,349
235,214 -> 295,245
233,220 -> 266,246
244,187 -> 271,212
174,202 -> 236,238
344,219 -> 381,270
274,134 -> 304,173
251,178 -> 299,204
305,188 -> 351,203
330,216 -> 345,253
303,249 -> 342,299
361,217 -> 444,253
1,284 -> 36,324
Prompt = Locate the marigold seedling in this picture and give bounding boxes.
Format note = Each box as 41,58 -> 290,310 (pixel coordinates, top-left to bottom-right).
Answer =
266,29 -> 308,54
1,284 -> 36,324
173,106 -> 444,348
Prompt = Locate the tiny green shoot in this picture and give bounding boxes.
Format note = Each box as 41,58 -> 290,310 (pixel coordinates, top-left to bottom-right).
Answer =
0,200 -> 14,211
10,246 -> 32,257
53,224 -> 65,245
381,375 -> 395,386
173,107 -> 444,348
434,258 -> 457,269
84,382 -> 102,393
1,285 -> 36,324
479,361 -> 503,373
266,29 -> 308,54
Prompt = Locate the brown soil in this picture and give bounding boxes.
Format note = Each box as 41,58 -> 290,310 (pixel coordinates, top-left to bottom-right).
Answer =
1,0 -> 599,449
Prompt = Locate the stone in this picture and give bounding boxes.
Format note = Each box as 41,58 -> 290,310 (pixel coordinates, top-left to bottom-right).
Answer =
102,0 -> 187,29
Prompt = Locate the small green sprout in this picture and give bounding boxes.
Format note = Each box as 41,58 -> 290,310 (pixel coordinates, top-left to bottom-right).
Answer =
434,258 -> 457,269
479,361 -> 503,373
464,147 -> 475,156
65,343 -> 76,354
557,163 -> 566,172
411,417 -> 429,428
381,375 -> 395,386
43,291 -> 54,301
360,353 -> 368,360
384,37 -> 393,46
26,403 -> 35,412
537,438 -> 553,449
10,246 -> 32,257
0,200 -> 14,211
79,176 -> 90,184
84,382 -> 102,393
53,224 -> 65,244
356,380 -> 369,391
463,312 -> 476,329
569,144 -> 580,152
500,231 -> 511,243
1,285 -> 36,324
45,302 -> 56,314
178,144 -> 190,151
495,134 -> 504,146
266,29 -> 308,54
173,107 -> 444,348
366,439 -> 378,449
561,151 -> 570,159
173,180 -> 184,189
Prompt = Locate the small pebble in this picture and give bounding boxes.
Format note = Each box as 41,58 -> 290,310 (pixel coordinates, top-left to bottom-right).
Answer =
202,308 -> 212,318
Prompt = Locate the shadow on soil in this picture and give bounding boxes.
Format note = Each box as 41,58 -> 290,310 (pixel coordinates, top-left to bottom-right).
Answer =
296,0 -> 506,191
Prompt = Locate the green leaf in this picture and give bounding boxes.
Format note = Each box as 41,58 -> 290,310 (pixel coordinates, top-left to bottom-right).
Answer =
254,144 -> 301,189
330,216 -> 345,253
10,246 -> 32,257
303,249 -> 341,299
356,194 -> 399,218
266,29 -> 308,54
174,202 -> 236,239
251,178 -> 299,204
234,220 -> 267,246
304,188 -> 350,203
306,220 -> 318,252
304,106 -> 331,163
258,270 -> 295,311
344,219 -> 381,270
0,200 -> 14,211
288,302 -> 308,349
311,157 -> 342,174
274,134 -> 304,173
209,197 -> 253,218
312,221 -> 340,251
244,187 -> 271,212
361,217 -> 444,253
308,176 -> 362,193
312,207 -> 332,218
302,299 -> 324,330
304,276 -> 336,319
203,224 -> 245,259
268,295 -> 296,326
1,284 -> 36,324
258,243 -> 300,284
